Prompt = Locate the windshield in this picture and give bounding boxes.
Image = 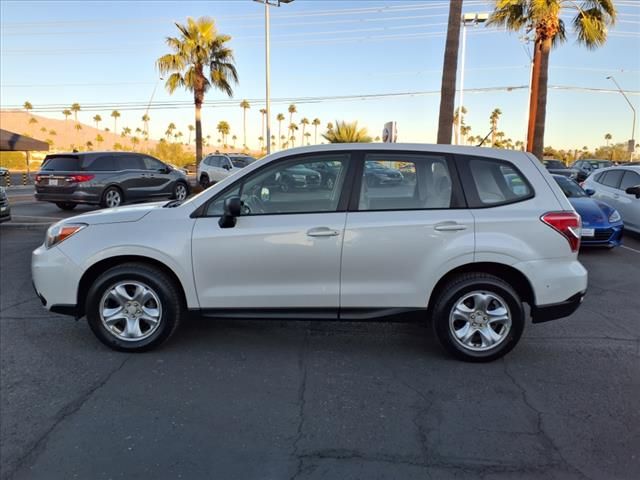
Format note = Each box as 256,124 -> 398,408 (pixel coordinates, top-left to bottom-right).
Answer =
554,176 -> 586,198
586,160 -> 612,169
543,160 -> 565,169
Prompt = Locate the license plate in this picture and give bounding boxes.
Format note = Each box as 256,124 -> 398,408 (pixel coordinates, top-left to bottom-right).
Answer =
582,228 -> 595,238
0,207 -> 6,212
49,179 -> 58,186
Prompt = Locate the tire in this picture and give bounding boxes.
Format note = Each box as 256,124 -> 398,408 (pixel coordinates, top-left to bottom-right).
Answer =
172,181 -> 188,201
101,186 -> 123,208
431,273 -> 525,362
85,263 -> 184,352
199,174 -> 210,189
55,202 -> 77,211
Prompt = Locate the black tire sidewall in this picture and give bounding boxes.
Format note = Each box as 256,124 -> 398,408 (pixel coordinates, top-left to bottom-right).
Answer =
433,276 -> 524,362
85,266 -> 180,352
55,202 -> 77,210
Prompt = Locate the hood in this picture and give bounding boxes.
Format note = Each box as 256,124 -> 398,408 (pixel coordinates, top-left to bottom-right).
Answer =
568,197 -> 612,226
64,201 -> 166,225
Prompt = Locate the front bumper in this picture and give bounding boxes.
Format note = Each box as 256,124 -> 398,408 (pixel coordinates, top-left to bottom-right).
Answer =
531,291 -> 586,323
580,224 -> 623,248
32,243 -> 82,313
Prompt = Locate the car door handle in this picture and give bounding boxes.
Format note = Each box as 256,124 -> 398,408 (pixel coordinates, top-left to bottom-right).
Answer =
434,222 -> 467,232
306,227 -> 340,237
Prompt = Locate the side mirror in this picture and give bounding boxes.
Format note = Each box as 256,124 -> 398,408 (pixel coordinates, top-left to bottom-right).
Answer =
218,197 -> 242,228
584,188 -> 595,196
626,185 -> 640,198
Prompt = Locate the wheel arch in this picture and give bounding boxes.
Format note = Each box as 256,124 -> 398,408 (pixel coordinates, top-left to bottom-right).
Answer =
427,262 -> 535,316
77,255 -> 188,318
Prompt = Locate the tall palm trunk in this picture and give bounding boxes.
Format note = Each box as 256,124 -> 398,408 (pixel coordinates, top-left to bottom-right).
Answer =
437,0 -> 463,144
278,121 -> 282,148
243,109 -> 247,148
530,38 -> 551,160
314,125 -> 318,144
194,94 -> 204,165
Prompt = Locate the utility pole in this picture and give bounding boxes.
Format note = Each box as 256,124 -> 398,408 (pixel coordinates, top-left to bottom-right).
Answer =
607,76 -> 636,161
254,0 -> 294,155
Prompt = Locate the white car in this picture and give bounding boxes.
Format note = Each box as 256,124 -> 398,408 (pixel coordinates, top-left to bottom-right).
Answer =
581,165 -> 640,234
197,153 -> 256,188
32,144 -> 587,362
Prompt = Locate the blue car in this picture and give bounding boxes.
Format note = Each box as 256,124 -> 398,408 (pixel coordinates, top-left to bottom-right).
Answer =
552,175 -> 623,248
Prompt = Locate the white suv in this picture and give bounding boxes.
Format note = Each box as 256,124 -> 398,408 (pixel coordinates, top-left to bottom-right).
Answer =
197,153 -> 255,188
32,144 -> 587,362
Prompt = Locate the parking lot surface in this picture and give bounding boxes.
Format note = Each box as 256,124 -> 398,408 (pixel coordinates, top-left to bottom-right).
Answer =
1,224 -> 639,479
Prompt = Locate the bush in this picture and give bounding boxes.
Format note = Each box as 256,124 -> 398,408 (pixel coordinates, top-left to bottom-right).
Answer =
150,141 -> 195,167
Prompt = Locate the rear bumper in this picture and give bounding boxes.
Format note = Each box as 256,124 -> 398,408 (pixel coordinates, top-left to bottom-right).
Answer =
531,291 -> 586,323
35,190 -> 100,204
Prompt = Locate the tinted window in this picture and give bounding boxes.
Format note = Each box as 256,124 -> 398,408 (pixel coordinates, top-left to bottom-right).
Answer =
82,155 -> 115,171
586,160 -> 612,169
208,156 -> 220,167
40,155 -> 81,171
205,154 -> 349,216
620,171 -> 640,190
220,157 -> 232,169
115,154 -> 145,170
543,160 -> 565,169
553,176 -> 586,198
231,156 -> 255,168
143,156 -> 165,170
466,158 -> 533,206
600,170 -> 624,189
359,154 -> 452,210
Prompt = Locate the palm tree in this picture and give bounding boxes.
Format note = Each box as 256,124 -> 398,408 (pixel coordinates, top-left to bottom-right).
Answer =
515,140 -> 524,151
288,104 -> 297,128
452,106 -> 467,145
23,101 -> 33,116
187,124 -> 195,144
258,136 -> 264,150
488,0 -> 616,159
276,113 -> 285,148
93,114 -> 102,129
74,123 -> 82,143
604,133 -> 612,146
288,123 -> 298,147
489,108 -> 502,146
86,141 -> 93,151
300,118 -> 309,146
111,110 -> 121,133
156,16 -> 238,165
326,122 -> 334,133
62,109 -> 71,122
166,122 -> 176,140
132,137 -> 140,149
240,99 -> 250,148
312,118 -> 321,144
280,134 -> 286,148
232,134 -> 237,148
437,0 -> 463,144
322,121 -> 372,143
122,127 -> 132,138
217,120 -> 230,146
142,114 -> 151,136
96,134 -> 104,146
70,103 -> 81,122
460,125 -> 472,145
259,108 -> 267,147
304,132 -> 311,146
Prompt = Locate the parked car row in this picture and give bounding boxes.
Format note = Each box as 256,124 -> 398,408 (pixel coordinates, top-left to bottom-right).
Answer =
0,186 -> 10,223
34,152 -> 190,210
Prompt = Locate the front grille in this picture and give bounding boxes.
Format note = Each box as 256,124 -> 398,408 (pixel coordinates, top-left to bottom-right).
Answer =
593,228 -> 613,241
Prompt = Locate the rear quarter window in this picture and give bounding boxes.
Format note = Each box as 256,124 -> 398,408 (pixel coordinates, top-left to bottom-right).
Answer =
81,155 -> 116,171
456,155 -> 534,208
600,170 -> 624,189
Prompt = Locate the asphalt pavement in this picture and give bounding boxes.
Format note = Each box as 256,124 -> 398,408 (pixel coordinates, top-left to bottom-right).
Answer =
1,221 -> 639,479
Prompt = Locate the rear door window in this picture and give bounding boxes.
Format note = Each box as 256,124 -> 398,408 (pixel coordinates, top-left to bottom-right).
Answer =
117,154 -> 145,170
82,155 -> 116,171
40,155 -> 81,171
142,156 -> 165,170
600,170 -> 624,189
458,156 -> 533,207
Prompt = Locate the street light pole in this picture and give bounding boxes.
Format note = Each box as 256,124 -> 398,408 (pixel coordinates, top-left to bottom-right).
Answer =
255,0 -> 294,155
607,75 -> 636,161
456,13 -> 488,145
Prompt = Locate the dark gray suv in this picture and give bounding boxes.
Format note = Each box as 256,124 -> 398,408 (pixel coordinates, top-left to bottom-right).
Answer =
35,152 -> 190,210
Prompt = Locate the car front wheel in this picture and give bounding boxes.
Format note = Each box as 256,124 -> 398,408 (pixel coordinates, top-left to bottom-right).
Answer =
85,263 -> 184,352
101,187 -> 123,208
55,202 -> 77,211
431,273 -> 525,362
173,182 -> 188,201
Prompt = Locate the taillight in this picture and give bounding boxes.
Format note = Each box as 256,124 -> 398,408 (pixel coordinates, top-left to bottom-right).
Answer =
67,174 -> 95,183
541,212 -> 581,252
35,175 -> 42,182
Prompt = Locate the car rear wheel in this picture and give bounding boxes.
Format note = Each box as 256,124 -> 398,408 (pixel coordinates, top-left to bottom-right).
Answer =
431,273 -> 525,362
55,202 -> 77,211
101,187 -> 122,208
199,174 -> 211,189
173,182 -> 188,201
85,263 -> 183,352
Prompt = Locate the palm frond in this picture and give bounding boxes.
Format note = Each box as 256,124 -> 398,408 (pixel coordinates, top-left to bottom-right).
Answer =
488,0 -> 529,30
573,7 -> 610,48
165,72 -> 186,94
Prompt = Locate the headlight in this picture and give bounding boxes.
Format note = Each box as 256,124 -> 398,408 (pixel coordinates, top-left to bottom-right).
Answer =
45,223 -> 87,249
609,210 -> 621,223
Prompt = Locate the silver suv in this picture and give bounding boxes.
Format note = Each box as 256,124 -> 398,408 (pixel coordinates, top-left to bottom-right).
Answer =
35,152 -> 190,210
198,153 -> 256,188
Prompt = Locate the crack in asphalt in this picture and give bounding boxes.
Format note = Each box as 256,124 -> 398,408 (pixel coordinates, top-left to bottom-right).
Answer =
5,355 -> 132,480
501,359 -> 593,480
289,329 -> 309,480
0,298 -> 37,314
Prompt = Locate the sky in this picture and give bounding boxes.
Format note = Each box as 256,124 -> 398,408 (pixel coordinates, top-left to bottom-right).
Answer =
1,0 -> 639,151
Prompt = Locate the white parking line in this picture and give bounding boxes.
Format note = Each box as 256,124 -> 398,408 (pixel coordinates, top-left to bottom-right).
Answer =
621,245 -> 640,254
